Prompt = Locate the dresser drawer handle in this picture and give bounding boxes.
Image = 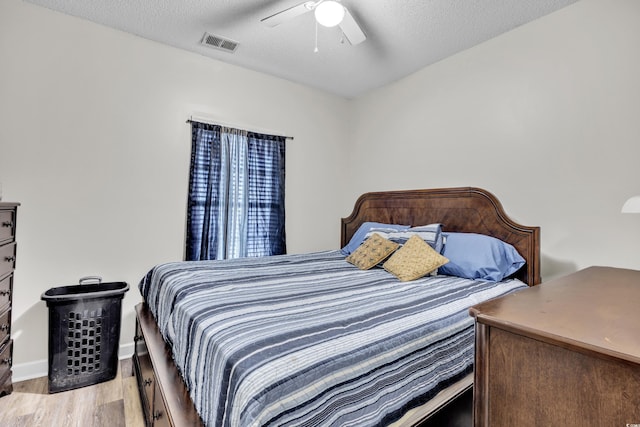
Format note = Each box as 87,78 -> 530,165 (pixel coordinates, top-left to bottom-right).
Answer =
4,256 -> 15,263
1,221 -> 13,228
0,324 -> 9,332
1,357 -> 11,366
0,290 -> 9,296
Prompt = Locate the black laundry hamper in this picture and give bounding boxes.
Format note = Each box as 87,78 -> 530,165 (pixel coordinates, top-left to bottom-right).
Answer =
41,276 -> 129,393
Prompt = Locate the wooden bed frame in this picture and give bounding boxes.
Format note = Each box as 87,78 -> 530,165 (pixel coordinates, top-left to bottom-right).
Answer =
132,187 -> 541,427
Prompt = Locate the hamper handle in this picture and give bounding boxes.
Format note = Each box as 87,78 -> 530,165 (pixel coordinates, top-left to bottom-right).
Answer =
79,276 -> 102,285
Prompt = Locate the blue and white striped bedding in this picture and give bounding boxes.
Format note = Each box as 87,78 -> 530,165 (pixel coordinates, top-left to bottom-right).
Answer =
139,250 -> 527,427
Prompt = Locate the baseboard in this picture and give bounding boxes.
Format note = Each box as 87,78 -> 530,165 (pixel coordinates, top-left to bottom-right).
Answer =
12,358 -> 46,383
12,341 -> 135,383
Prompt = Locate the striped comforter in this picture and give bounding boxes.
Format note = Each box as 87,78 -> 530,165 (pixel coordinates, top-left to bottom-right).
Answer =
139,250 -> 527,427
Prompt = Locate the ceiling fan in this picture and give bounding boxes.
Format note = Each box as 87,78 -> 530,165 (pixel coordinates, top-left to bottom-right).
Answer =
261,0 -> 366,46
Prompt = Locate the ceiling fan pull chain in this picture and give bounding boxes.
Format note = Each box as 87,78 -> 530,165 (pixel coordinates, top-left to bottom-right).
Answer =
314,20 -> 319,53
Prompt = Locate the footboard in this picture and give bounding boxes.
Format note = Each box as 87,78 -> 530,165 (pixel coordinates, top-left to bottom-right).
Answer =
133,303 -> 203,427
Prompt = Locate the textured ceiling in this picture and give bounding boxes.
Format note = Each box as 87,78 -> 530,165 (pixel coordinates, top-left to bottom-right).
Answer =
25,0 -> 579,99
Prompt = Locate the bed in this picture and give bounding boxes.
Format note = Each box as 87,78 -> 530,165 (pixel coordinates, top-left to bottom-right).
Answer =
132,186 -> 540,427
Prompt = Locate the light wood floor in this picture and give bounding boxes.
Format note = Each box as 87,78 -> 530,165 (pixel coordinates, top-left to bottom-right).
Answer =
0,359 -> 145,427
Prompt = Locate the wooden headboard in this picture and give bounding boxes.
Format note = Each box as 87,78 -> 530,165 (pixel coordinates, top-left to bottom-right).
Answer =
341,187 -> 541,286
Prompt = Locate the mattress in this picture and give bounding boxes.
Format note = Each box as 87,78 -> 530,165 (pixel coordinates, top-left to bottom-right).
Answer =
139,250 -> 527,427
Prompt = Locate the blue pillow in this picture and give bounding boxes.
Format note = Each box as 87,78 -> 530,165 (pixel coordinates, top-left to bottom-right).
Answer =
341,222 -> 410,255
439,233 -> 525,282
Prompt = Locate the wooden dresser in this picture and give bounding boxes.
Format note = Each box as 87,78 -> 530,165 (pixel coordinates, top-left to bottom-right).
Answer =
0,202 -> 19,397
470,266 -> 640,427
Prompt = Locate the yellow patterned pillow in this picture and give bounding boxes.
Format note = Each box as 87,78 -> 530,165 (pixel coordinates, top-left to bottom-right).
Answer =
346,233 -> 399,270
383,235 -> 449,281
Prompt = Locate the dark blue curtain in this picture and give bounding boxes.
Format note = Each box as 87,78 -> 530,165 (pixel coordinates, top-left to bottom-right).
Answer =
186,121 -> 286,261
246,133 -> 287,257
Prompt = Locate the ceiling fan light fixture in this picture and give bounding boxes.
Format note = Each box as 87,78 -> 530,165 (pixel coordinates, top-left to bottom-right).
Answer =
314,1 -> 345,27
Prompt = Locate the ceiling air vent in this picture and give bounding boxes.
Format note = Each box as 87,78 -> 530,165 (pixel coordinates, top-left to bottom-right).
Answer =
200,32 -> 239,53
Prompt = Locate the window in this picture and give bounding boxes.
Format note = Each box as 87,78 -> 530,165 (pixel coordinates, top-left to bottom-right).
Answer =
185,122 -> 286,260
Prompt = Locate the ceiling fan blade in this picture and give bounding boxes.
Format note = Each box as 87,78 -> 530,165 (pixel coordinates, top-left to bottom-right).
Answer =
339,7 -> 366,45
261,2 -> 316,27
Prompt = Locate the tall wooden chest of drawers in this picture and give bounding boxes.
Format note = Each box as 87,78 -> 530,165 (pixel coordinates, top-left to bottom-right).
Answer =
470,266 -> 640,427
0,202 -> 19,397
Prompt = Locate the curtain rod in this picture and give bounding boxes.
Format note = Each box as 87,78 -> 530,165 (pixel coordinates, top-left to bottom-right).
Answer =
186,116 -> 294,140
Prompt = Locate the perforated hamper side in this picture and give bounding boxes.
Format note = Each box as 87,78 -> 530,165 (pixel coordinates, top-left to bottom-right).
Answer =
41,281 -> 129,393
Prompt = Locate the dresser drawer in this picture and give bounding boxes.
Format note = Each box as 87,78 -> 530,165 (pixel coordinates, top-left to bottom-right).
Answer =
0,210 -> 16,244
0,203 -> 17,398
0,339 -> 12,372
134,319 -> 154,424
0,243 -> 16,278
0,340 -> 12,397
0,308 -> 10,347
0,274 -> 11,312
152,381 -> 171,427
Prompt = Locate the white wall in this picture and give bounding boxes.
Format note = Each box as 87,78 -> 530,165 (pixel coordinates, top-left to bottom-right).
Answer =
350,0 -> 640,280
0,0 -> 351,377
